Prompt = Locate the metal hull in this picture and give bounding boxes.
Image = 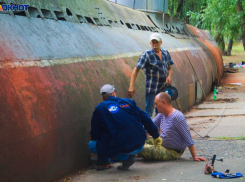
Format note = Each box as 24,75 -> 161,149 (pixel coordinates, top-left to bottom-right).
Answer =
0,0 -> 223,181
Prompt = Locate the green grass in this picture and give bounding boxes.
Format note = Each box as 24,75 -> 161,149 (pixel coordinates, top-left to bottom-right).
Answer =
222,44 -> 245,64
215,136 -> 245,140
231,46 -> 244,54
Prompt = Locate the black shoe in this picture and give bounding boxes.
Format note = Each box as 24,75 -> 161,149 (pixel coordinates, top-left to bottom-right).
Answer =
117,155 -> 136,170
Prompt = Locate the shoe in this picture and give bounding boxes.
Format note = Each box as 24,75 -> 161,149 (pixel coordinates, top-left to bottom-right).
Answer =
117,155 -> 136,170
95,159 -> 112,171
96,165 -> 111,171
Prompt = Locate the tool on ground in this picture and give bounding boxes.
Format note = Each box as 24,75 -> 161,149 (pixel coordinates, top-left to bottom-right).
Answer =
203,155 -> 243,179
216,158 -> 223,162
210,157 -> 223,162
204,154 -> 216,174
211,171 -> 243,179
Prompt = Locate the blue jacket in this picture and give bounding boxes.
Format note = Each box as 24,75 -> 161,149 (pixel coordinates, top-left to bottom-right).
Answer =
90,96 -> 159,159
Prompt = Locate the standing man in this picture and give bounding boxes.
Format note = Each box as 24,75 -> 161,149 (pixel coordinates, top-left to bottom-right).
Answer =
89,84 -> 162,170
128,33 -> 174,117
139,92 -> 207,162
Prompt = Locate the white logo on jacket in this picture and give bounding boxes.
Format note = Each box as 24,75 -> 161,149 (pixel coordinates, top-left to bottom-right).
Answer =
108,104 -> 119,113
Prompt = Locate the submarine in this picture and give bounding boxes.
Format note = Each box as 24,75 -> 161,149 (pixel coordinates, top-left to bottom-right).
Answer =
0,0 -> 223,181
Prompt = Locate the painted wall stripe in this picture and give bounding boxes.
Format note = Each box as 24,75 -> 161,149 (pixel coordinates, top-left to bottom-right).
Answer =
0,47 -> 202,69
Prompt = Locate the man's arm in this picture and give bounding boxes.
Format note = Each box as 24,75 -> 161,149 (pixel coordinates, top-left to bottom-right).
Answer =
128,67 -> 140,98
135,105 -> 159,139
174,112 -> 206,161
90,108 -> 103,140
188,145 -> 207,161
165,49 -> 174,84
166,65 -> 173,84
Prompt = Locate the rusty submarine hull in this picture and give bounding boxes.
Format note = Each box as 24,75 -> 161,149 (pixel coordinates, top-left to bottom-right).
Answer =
0,0 -> 223,181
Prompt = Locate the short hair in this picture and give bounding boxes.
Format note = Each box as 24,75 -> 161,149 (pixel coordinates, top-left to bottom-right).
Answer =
156,92 -> 171,105
101,92 -> 113,100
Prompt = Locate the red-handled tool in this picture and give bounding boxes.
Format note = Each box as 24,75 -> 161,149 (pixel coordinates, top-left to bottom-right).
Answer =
204,154 -> 216,174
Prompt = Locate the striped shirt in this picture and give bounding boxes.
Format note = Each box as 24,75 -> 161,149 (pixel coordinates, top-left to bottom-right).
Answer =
136,48 -> 174,94
153,110 -> 194,150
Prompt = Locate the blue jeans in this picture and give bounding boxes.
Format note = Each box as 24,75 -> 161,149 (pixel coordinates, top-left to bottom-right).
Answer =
88,141 -> 144,161
145,93 -> 158,117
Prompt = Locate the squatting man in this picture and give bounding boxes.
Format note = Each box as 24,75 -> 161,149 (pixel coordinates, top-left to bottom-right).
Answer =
88,84 -> 162,170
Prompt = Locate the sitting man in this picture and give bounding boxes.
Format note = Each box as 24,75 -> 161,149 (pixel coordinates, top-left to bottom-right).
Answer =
139,92 -> 207,161
89,84 -> 162,170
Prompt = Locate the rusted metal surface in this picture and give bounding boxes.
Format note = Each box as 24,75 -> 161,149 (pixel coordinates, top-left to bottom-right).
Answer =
0,56 -> 142,182
186,25 -> 224,83
0,0 -> 223,181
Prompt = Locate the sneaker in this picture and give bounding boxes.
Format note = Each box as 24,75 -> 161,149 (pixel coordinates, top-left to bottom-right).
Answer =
117,155 -> 136,170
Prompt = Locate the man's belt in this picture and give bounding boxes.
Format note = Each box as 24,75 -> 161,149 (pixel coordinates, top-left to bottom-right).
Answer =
171,148 -> 184,154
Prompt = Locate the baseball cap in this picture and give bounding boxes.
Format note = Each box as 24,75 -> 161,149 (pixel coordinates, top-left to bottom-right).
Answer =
150,33 -> 162,41
100,84 -> 118,96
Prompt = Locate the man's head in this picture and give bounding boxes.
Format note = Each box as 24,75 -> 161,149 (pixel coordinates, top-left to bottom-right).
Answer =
100,84 -> 118,100
154,92 -> 171,114
150,33 -> 162,53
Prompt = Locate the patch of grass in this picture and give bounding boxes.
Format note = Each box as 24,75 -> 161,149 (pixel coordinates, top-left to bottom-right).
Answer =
222,44 -> 245,64
232,46 -> 244,54
215,136 -> 245,140
222,56 -> 230,61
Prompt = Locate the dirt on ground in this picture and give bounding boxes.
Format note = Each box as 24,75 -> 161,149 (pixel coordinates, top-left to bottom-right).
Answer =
222,51 -> 245,64
220,72 -> 245,93
220,54 -> 245,93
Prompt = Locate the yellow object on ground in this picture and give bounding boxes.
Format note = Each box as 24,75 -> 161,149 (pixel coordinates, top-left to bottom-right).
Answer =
139,137 -> 184,160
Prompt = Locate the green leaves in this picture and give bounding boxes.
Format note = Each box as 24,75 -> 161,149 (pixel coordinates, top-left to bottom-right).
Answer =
169,0 -> 245,43
188,0 -> 241,39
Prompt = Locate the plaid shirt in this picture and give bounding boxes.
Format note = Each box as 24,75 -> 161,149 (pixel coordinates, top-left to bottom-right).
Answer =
136,48 -> 174,94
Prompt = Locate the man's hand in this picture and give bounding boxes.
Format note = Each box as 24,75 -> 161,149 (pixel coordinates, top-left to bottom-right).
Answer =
154,136 -> 162,149
193,156 -> 207,162
188,145 -> 207,162
128,86 -> 135,98
128,68 -> 140,98
166,76 -> 171,85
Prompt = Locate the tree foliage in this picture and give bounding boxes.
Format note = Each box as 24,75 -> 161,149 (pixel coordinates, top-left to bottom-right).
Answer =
169,0 -> 245,53
188,0 -> 240,39
168,0 -> 206,22
185,0 -> 245,53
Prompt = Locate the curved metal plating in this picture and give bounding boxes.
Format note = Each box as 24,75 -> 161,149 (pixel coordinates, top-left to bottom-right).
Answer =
0,0 -> 223,181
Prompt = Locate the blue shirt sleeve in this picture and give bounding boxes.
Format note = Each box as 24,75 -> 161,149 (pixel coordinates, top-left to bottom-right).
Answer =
134,102 -> 159,139
136,52 -> 147,69
90,107 -> 103,140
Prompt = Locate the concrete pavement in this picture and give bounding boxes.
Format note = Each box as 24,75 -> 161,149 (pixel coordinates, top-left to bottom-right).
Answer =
68,158 -> 245,182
